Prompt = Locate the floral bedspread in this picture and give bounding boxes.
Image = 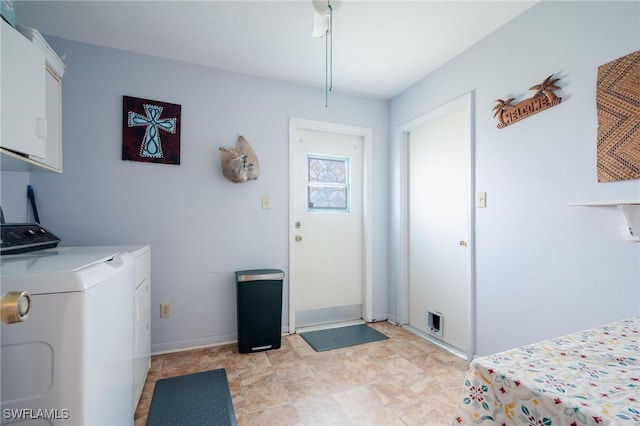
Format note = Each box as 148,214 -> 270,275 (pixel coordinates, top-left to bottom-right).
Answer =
453,317 -> 639,425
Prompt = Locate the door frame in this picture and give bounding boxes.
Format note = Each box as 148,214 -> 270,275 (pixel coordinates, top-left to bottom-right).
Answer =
288,117 -> 373,334
395,92 -> 476,360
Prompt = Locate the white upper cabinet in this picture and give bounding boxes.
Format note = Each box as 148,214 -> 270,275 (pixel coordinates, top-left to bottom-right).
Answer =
1,19 -> 46,158
1,20 -> 65,172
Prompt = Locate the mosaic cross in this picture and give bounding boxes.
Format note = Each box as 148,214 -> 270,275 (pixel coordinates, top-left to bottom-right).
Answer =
128,104 -> 177,159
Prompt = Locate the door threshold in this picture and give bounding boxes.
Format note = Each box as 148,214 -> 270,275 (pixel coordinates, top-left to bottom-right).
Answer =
295,319 -> 365,334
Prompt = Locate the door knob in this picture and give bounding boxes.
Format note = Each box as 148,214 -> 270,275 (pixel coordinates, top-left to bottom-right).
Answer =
295,221 -> 301,229
295,235 -> 302,242
459,240 -> 468,247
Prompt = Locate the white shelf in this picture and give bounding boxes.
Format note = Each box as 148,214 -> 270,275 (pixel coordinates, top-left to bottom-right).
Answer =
568,201 -> 640,241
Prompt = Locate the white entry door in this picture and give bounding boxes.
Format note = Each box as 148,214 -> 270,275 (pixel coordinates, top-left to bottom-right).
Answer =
407,94 -> 472,354
289,118 -> 372,332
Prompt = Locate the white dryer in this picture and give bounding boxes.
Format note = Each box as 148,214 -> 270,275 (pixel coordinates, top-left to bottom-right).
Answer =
1,246 -> 136,425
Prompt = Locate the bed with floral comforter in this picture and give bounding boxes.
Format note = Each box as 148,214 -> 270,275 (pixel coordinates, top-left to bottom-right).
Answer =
453,316 -> 639,425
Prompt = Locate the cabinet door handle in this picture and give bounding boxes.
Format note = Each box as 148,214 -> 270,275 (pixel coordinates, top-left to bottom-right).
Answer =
36,117 -> 47,139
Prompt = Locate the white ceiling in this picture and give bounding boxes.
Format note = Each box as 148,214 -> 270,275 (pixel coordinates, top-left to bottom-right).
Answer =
15,1 -> 538,100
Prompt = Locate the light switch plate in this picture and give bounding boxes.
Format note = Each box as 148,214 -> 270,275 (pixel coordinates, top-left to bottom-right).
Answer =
477,192 -> 487,208
262,196 -> 271,209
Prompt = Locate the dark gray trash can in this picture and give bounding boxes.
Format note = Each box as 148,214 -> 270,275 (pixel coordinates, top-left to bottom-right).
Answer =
235,269 -> 284,354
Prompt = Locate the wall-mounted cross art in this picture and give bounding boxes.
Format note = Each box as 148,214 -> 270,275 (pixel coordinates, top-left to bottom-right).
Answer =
122,96 -> 181,165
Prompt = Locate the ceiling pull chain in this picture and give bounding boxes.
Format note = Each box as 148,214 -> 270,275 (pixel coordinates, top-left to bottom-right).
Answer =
329,3 -> 333,93
325,29 -> 329,107
324,2 -> 333,107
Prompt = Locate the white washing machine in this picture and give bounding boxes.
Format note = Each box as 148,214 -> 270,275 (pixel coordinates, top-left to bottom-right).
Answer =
1,246 -> 136,425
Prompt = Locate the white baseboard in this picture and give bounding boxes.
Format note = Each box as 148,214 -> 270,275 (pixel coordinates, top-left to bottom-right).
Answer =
403,324 -> 467,360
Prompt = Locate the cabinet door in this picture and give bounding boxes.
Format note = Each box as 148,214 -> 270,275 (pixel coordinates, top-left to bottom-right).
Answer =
34,68 -> 62,170
1,20 -> 46,158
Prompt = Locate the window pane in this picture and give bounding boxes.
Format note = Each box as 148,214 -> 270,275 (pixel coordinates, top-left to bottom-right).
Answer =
308,186 -> 347,209
308,157 -> 347,184
306,155 -> 350,213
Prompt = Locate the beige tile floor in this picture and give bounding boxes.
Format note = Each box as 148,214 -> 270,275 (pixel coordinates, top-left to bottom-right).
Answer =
134,321 -> 469,426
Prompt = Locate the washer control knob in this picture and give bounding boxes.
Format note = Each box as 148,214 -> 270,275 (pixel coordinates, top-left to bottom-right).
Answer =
1,291 -> 31,324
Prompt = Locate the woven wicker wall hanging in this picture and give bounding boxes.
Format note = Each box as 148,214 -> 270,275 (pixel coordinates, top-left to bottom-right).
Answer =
596,50 -> 640,183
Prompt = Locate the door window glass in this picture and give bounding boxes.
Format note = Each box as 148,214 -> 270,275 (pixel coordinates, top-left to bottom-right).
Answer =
306,154 -> 350,212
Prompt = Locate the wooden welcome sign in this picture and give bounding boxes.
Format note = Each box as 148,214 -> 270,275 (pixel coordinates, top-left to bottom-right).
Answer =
493,75 -> 562,128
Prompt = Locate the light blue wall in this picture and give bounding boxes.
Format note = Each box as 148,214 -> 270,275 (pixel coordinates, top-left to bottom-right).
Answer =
3,1 -> 639,358
12,37 -> 388,353
389,1 -> 640,356
0,172 -> 31,222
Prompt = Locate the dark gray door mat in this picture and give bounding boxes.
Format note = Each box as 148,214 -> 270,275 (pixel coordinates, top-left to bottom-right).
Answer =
146,368 -> 236,426
300,323 -> 389,352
